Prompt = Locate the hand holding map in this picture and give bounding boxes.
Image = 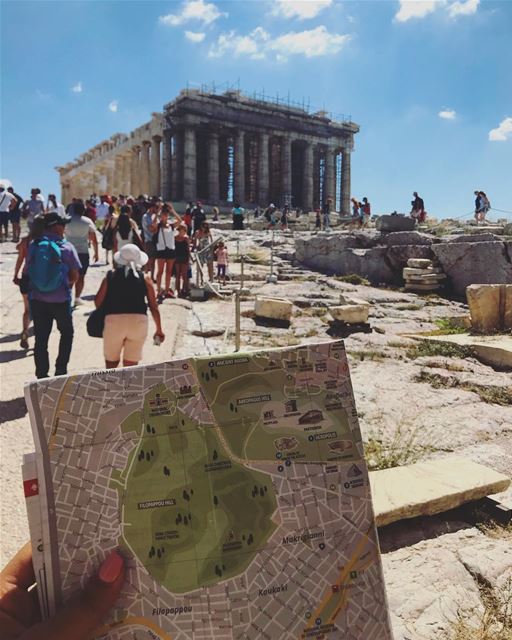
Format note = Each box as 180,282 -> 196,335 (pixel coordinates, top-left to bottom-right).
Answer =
0,546 -> 125,640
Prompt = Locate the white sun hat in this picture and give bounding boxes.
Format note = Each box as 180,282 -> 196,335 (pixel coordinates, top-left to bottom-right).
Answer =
114,243 -> 148,277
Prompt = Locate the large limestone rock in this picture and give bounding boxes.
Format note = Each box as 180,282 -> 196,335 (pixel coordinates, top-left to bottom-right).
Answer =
254,297 -> 293,322
383,231 -> 435,246
386,244 -> 433,271
329,303 -> 370,324
295,236 -> 397,284
448,233 -> 502,243
432,240 -> 512,298
371,456 -> 510,527
376,214 -> 416,232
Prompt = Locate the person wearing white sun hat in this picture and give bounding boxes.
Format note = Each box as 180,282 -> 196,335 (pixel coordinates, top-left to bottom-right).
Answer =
94,244 -> 165,368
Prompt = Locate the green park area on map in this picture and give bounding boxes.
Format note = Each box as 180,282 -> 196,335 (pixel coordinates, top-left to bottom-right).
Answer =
114,384 -> 278,594
194,350 -> 357,464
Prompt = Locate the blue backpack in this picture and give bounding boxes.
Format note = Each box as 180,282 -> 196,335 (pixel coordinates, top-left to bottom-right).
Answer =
28,236 -> 66,293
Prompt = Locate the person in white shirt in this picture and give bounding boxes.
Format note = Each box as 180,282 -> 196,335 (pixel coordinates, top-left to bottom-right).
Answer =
0,186 -> 17,241
47,194 -> 66,216
96,195 -> 110,224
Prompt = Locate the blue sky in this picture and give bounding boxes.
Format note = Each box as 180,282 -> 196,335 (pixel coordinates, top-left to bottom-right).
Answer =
1,0 -> 511,218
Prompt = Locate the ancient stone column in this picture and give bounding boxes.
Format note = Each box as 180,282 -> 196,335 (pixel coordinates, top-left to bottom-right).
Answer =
121,155 -> 131,195
161,132 -> 172,201
183,128 -> 197,202
341,148 -> 351,215
258,132 -> 269,205
281,136 -> 292,205
302,143 -> 314,213
171,133 -> 181,201
325,146 -> 336,205
150,136 -> 162,196
208,131 -> 220,204
106,165 -> 115,195
113,156 -> 123,195
140,140 -> 151,195
130,146 -> 140,197
234,130 -> 245,205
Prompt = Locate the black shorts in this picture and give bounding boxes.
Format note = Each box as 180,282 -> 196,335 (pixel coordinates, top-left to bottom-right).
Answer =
217,264 -> 226,277
78,253 -> 90,276
0,211 -> 9,227
10,211 -> 21,224
156,248 -> 175,260
144,241 -> 156,258
19,274 -> 30,295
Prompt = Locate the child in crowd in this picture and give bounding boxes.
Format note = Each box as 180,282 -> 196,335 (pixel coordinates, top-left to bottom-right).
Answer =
174,223 -> 191,298
215,241 -> 229,285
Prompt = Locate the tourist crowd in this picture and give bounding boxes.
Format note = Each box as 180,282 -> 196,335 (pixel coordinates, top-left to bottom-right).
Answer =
3,183 -> 495,381
6,188 -> 235,381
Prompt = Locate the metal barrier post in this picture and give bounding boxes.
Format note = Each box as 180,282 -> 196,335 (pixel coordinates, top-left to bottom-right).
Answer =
234,291 -> 241,352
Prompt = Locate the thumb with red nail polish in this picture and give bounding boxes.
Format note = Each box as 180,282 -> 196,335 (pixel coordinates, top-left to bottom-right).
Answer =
19,549 -> 125,640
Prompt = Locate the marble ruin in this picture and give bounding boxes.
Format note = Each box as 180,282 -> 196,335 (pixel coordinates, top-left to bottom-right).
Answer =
56,88 -> 359,211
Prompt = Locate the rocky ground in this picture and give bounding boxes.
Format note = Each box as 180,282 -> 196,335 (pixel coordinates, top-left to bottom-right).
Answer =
1,227 -> 511,640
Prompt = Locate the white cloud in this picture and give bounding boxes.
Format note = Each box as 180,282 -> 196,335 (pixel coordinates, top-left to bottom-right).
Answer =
209,25 -> 349,60
438,108 -> 456,119
489,117 -> 512,142
395,0 -> 441,22
185,30 -> 206,42
395,0 -> 480,22
272,0 -> 333,20
159,0 -> 226,27
271,25 -> 350,58
447,0 -> 479,17
209,27 -> 270,59
71,81 -> 83,93
108,100 -> 119,113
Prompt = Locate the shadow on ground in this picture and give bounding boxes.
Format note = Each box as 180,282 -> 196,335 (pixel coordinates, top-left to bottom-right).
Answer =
0,350 -> 31,363
0,397 -> 28,423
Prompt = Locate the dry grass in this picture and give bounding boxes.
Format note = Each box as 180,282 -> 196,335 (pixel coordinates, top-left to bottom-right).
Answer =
447,578 -> 512,640
414,371 -> 512,406
332,274 -> 371,286
406,340 -> 474,360
364,423 -> 436,471
348,349 -> 391,362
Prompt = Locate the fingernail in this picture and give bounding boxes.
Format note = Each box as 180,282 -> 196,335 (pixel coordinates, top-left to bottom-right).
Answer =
99,550 -> 124,584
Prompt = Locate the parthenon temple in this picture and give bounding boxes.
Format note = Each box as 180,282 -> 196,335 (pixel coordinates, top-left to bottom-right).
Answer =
56,88 -> 359,213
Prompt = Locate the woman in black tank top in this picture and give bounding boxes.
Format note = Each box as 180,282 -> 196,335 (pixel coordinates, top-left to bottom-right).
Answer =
94,244 -> 165,368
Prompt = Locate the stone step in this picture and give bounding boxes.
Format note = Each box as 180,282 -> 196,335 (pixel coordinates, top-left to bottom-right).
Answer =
405,273 -> 446,282
404,283 -> 442,291
371,456 -> 511,527
407,258 -> 433,269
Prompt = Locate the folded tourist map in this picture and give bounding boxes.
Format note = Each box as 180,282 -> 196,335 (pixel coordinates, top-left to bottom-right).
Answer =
24,341 -> 393,639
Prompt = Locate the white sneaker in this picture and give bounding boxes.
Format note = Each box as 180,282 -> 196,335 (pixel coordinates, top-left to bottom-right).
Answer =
74,297 -> 83,306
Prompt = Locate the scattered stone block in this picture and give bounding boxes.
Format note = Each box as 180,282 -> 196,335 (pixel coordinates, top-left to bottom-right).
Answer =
371,457 -> 511,528
376,215 -> 416,232
404,283 -> 441,292
254,297 -> 293,323
467,283 -> 512,333
329,303 -> 370,324
407,258 -> 432,269
466,284 -> 502,333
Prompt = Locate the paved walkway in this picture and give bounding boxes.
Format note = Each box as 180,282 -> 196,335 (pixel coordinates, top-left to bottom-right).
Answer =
0,239 -> 189,563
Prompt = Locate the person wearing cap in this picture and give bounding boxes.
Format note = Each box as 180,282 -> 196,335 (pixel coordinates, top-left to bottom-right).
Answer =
94,244 -> 164,368
24,211 -> 82,378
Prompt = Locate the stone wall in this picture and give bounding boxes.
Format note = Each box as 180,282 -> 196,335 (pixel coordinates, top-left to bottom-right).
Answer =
295,232 -> 512,296
295,231 -> 435,285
